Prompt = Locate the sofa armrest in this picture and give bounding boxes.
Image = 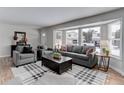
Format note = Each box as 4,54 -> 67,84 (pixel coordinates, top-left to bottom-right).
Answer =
32,49 -> 37,61
13,51 -> 20,65
88,52 -> 98,65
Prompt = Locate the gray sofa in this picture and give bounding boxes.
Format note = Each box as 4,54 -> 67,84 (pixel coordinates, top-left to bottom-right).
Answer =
13,45 -> 36,67
60,45 -> 98,68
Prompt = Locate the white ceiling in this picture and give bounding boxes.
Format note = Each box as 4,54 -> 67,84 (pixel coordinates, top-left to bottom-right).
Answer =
0,7 -> 120,28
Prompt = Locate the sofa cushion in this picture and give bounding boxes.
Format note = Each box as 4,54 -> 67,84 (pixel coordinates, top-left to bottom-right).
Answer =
72,46 -> 83,53
59,51 -> 67,56
64,52 -> 89,61
64,52 -> 76,57
67,45 -> 73,52
72,53 -> 89,61
20,54 -> 34,59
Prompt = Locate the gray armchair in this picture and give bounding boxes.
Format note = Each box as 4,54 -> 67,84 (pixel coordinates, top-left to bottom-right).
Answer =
13,46 -> 36,67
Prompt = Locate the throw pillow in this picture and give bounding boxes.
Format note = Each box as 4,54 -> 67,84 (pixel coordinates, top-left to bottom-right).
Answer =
22,46 -> 33,53
60,46 -> 67,51
86,48 -> 93,56
82,45 -> 95,54
67,45 -> 73,52
16,45 -> 24,53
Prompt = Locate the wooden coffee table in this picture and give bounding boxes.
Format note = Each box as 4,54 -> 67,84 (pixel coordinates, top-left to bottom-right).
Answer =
42,54 -> 72,74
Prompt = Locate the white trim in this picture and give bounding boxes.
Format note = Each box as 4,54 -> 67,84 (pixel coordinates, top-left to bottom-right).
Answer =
0,55 -> 11,58
108,19 -> 122,59
66,29 -> 79,45
53,30 -> 63,48
110,55 -> 121,60
109,65 -> 124,76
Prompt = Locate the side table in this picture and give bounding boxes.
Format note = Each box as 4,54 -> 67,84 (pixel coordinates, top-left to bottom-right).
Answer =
37,49 -> 43,61
96,53 -> 111,72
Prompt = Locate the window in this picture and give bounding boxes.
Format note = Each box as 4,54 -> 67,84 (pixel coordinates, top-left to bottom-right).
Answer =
81,27 -> 101,47
54,31 -> 62,49
108,21 -> 121,57
66,29 -> 79,45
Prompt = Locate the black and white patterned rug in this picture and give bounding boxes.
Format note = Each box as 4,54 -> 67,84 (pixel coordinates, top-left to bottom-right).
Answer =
11,61 -> 107,85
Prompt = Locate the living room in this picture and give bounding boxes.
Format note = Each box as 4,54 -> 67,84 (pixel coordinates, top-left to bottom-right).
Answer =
40,8 -> 124,75
0,7 -> 124,86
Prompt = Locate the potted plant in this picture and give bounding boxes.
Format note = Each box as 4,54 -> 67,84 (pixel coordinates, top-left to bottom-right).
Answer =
53,52 -> 61,59
106,49 -> 110,56
102,48 -> 106,54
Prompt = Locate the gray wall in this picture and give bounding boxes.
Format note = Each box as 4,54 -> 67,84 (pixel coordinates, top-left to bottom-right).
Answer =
40,8 -> 124,75
0,23 -> 40,57
40,8 -> 123,48
101,24 -> 108,40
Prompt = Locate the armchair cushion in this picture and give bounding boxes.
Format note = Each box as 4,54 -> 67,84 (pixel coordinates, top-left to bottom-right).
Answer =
16,46 -> 24,53
20,54 -> 34,59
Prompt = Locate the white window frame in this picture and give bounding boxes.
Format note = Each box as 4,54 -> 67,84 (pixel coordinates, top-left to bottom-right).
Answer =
66,29 -> 79,45
108,20 -> 122,59
81,26 -> 101,46
53,30 -> 62,49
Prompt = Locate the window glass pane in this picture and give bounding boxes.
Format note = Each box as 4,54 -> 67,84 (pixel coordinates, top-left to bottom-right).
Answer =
109,21 -> 121,57
66,29 -> 79,45
81,27 -> 101,48
54,31 -> 62,49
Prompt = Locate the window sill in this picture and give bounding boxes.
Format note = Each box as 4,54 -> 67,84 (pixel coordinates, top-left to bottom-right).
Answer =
110,55 -> 121,60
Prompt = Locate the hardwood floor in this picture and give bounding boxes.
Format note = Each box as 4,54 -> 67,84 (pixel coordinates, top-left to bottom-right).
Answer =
0,57 -> 14,84
106,68 -> 124,84
0,57 -> 124,85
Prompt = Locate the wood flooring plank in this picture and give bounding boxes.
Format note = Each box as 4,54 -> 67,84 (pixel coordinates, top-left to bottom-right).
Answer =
0,57 -> 124,85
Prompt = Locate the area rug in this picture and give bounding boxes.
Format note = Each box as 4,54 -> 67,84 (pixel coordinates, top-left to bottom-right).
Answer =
11,61 -> 107,85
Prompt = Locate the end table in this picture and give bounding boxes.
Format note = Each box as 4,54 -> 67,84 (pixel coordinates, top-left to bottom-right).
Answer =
96,53 -> 111,72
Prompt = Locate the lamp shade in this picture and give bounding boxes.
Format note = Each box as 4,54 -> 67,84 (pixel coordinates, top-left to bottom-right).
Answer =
100,40 -> 109,48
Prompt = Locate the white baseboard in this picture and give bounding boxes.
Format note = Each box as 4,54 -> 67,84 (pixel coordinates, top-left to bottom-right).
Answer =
0,55 -> 11,58
110,65 -> 124,76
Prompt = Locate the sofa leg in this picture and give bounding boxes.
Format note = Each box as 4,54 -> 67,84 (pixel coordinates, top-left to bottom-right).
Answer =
16,66 -> 19,68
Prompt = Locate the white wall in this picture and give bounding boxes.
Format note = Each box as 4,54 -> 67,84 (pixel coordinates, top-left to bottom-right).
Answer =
0,23 -> 40,57
40,8 -> 124,75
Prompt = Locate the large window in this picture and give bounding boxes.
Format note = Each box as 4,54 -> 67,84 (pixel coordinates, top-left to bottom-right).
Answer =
108,21 -> 121,57
53,20 -> 121,58
81,27 -> 101,47
54,31 -> 62,49
66,29 -> 79,45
